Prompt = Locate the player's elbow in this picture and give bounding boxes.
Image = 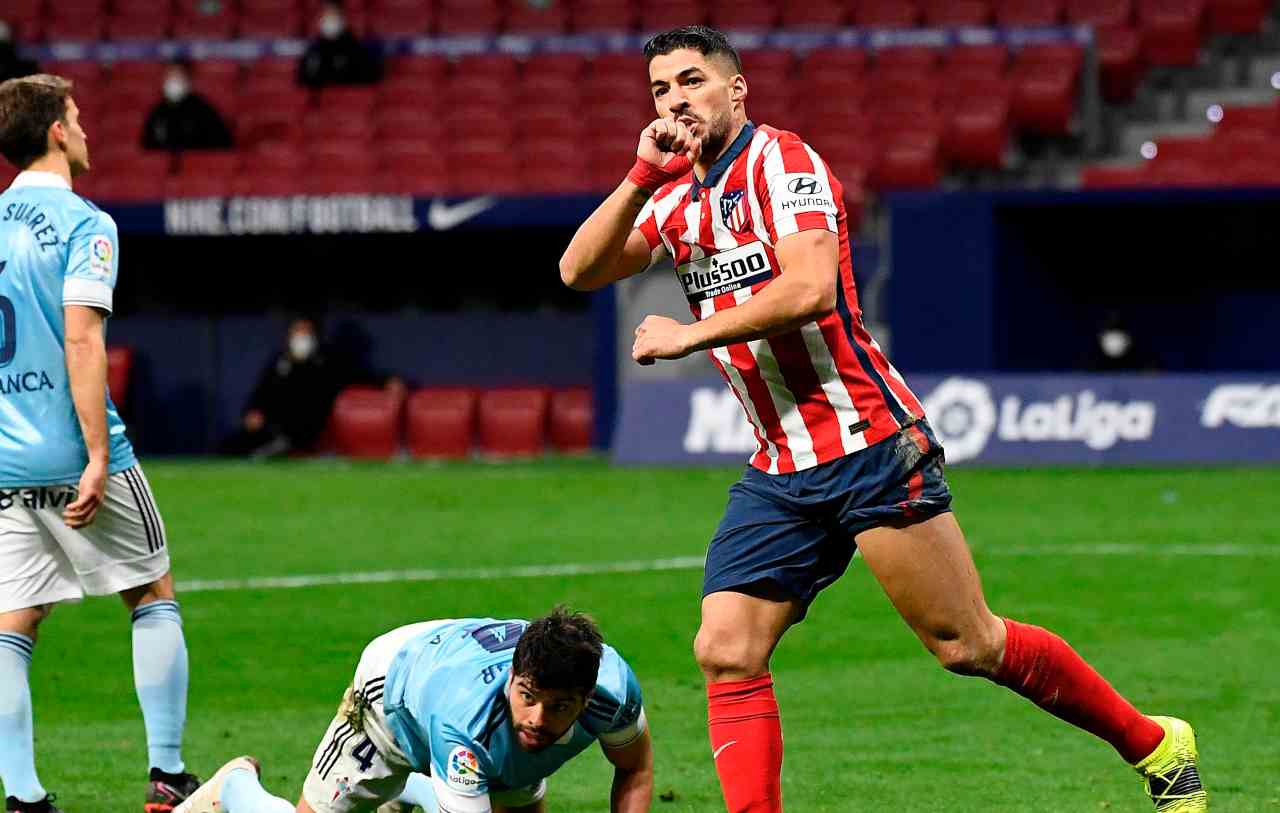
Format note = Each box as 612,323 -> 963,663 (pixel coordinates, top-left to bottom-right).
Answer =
797,282 -> 837,321
559,257 -> 600,291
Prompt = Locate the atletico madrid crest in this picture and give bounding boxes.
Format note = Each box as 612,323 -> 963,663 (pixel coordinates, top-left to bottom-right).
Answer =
720,189 -> 750,233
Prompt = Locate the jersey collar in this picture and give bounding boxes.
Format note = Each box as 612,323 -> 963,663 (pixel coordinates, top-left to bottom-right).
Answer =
689,120 -> 755,201
9,171 -> 71,191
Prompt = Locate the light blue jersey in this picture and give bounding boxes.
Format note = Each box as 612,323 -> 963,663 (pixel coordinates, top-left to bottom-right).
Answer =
383,618 -> 645,801
0,171 -> 135,487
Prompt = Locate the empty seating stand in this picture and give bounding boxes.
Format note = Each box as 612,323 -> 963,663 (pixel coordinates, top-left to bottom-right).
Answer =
477,387 -> 550,458
406,387 -> 477,459
330,386 -> 405,459
106,345 -> 134,411
548,388 -> 594,453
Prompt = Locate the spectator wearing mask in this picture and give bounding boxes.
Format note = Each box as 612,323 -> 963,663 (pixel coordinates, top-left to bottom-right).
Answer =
221,317 -> 404,458
297,1 -> 382,88
0,20 -> 38,82
142,61 -> 234,151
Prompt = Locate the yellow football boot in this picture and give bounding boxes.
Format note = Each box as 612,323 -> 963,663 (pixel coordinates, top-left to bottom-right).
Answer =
1133,716 -> 1207,811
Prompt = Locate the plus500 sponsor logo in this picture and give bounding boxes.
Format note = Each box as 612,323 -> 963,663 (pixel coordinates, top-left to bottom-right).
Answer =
1201,384 -> 1280,428
923,378 -> 1157,462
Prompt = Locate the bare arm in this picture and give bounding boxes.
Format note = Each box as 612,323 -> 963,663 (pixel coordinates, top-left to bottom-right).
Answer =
63,304 -> 110,527
560,118 -> 701,291
631,229 -> 839,364
604,728 -> 654,813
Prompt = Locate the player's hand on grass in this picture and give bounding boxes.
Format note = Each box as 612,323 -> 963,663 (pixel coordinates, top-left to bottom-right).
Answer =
64,457 -> 108,528
628,119 -> 702,193
633,314 -> 695,365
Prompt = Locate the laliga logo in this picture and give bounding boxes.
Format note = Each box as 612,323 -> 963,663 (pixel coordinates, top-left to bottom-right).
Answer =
684,387 -> 757,454
923,377 -> 1157,462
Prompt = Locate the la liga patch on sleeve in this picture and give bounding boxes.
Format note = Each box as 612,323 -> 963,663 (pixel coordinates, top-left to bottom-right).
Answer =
89,235 -> 114,278
446,745 -> 483,792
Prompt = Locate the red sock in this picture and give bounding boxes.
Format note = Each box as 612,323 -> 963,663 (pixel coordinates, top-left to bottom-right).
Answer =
992,618 -> 1165,763
707,674 -> 784,813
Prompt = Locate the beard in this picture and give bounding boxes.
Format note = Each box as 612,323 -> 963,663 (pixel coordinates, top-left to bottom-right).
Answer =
697,108 -> 736,160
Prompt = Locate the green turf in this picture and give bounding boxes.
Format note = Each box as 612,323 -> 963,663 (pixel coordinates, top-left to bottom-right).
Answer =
21,460 -> 1280,812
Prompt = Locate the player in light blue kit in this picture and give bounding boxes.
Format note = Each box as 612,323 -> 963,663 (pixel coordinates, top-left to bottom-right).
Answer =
0,75 -> 200,813
179,608 -> 654,813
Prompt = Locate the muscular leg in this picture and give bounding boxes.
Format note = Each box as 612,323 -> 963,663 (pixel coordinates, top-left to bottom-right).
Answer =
0,605 -> 53,804
695,585 -> 803,813
856,512 -> 1165,764
121,573 -> 190,775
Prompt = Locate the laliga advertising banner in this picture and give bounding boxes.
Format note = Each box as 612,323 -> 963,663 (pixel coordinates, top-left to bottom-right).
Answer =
611,375 -> 1280,466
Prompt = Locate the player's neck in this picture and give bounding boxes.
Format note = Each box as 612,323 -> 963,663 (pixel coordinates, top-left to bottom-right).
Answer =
693,118 -> 748,181
25,154 -> 73,188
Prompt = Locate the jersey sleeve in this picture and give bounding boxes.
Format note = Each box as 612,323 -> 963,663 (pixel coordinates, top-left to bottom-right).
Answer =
428,722 -> 493,801
754,133 -> 840,244
585,648 -> 647,749
633,192 -> 670,268
63,210 -> 119,313
428,770 -> 492,813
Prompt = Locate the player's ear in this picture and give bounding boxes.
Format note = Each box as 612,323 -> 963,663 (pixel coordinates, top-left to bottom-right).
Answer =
48,119 -> 68,151
730,74 -> 747,104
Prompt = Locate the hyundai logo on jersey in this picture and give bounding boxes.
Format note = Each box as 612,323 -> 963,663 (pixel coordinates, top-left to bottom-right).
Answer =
787,177 -> 821,195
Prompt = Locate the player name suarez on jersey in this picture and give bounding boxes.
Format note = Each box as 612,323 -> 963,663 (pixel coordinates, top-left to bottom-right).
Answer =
677,241 -> 772,304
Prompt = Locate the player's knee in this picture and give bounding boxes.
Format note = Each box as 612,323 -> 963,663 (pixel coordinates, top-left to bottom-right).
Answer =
693,625 -> 768,682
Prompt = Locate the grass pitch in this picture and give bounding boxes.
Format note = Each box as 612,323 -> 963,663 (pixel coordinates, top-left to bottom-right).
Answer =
25,460 -> 1280,811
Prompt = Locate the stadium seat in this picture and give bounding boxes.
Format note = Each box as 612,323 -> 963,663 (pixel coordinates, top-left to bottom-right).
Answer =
709,0 -> 779,30
994,0 -> 1065,24
178,152 -> 242,176
1213,104 -> 1280,137
519,140 -> 590,194
367,5 -> 431,36
316,86 -> 379,116
778,0 -> 848,28
449,149 -> 522,195
106,346 -> 133,411
1149,134 -> 1214,163
855,0 -> 922,27
165,173 -> 231,199
874,46 -> 940,75
1011,63 -> 1077,134
238,10 -> 302,37
638,0 -> 709,32
194,59 -> 243,85
94,167 -> 169,202
922,0 -> 993,26
1096,25 -> 1145,101
942,77 -> 1013,167
1146,157 -> 1217,186
506,1 -> 569,33
548,388 -> 594,453
384,55 -> 450,81
305,168 -> 377,195
436,0 -> 503,34
405,388 -> 477,459
1079,163 -> 1148,187
106,11 -> 172,40
1066,0 -> 1134,26
1015,43 -> 1085,76
571,1 -> 637,32
800,48 -> 869,81
230,169 -> 298,197
1205,0 -> 1268,32
330,386 -> 404,459
477,388 -> 550,457
1139,0 -> 1206,66
44,14 -> 106,42
872,130 -> 942,190
943,45 -> 1010,76
4,0 -> 45,29
172,1 -> 237,38
375,109 -> 448,142
46,61 -> 103,94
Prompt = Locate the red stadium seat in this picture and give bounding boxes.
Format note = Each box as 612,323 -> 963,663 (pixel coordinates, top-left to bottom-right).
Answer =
384,55 -> 449,81
1206,0 -> 1268,33
165,173 -> 231,199
316,86 -> 379,116
1096,25 -> 1145,101
800,48 -> 869,81
709,0 -> 779,30
436,0 -> 503,34
331,387 -> 404,459
106,346 -> 133,411
638,0 -> 708,32
448,149 -> 521,195
1015,43 -> 1084,76
405,388 -> 477,459
874,46 -> 939,75
1079,163 -> 1148,187
178,152 -> 242,176
106,11 -> 172,40
231,169 -> 299,197
44,15 -> 106,42
855,0 -> 922,27
872,131 -> 942,190
994,0 -> 1065,24
778,0 -> 848,28
1213,104 -> 1280,137
1066,0 -> 1134,26
943,96 -> 1011,168
305,168 -> 377,195
111,60 -> 169,86
374,109 -> 448,142
172,2 -> 237,38
519,136 -> 589,194
572,1 -> 637,32
4,0 -> 45,27
1139,0 -> 1206,66
1011,63 -> 1077,134
1146,157 -> 1217,186
46,61 -> 103,93
477,388 -> 550,457
94,166 -> 169,202
922,0 -> 993,26
238,10 -> 302,37
367,6 -> 431,36
522,53 -> 588,83
506,1 -> 569,33
548,389 -> 594,453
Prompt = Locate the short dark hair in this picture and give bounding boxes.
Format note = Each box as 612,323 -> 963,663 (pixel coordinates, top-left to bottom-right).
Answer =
643,25 -> 743,74
0,74 -> 72,170
512,607 -> 604,695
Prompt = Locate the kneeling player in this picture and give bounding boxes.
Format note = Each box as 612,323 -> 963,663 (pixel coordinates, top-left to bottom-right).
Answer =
178,608 -> 653,813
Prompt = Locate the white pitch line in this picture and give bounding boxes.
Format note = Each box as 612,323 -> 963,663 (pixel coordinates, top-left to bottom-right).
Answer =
175,543 -> 1276,594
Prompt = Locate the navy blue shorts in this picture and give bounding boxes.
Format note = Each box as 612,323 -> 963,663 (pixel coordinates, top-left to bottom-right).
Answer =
703,420 -> 952,614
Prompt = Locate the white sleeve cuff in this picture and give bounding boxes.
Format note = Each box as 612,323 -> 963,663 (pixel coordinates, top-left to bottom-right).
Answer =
63,278 -> 113,313
430,773 -> 491,813
600,707 -> 647,749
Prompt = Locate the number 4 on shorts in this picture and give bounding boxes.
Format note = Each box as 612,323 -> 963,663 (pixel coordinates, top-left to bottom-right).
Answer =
352,736 -> 378,772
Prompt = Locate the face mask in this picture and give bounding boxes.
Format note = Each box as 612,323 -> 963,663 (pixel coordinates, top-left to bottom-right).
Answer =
1099,329 -> 1132,359
163,76 -> 190,103
320,13 -> 344,39
290,333 -> 317,360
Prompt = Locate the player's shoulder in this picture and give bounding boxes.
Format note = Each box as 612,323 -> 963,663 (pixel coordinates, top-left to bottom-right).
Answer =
752,124 -> 819,161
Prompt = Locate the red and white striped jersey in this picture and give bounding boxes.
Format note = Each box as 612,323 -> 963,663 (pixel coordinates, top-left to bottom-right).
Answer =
634,122 -> 924,474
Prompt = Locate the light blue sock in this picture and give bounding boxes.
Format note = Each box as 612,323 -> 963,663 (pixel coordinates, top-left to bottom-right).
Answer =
399,772 -> 438,812
0,633 -> 46,803
131,600 -> 188,774
220,767 -> 294,813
